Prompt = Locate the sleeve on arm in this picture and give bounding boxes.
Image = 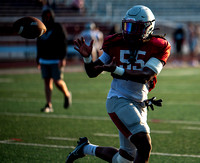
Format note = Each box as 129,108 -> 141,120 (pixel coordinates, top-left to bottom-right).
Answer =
144,57 -> 163,75
98,51 -> 111,64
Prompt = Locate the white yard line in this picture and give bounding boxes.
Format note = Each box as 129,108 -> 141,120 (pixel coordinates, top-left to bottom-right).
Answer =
1,112 -> 200,126
94,130 -> 172,138
46,130 -> 172,142
157,120 -> 200,125
182,127 -> 200,130
46,137 -> 77,141
150,130 -> 172,134
94,133 -> 119,137
0,140 -> 200,158
151,152 -> 200,158
0,112 -> 109,121
0,140 -> 74,149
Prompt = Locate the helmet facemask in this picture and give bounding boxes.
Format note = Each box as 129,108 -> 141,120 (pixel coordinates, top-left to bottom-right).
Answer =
122,5 -> 155,42
122,19 -> 155,40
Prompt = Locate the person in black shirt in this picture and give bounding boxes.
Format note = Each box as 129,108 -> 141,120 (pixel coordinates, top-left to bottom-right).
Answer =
37,9 -> 72,112
173,25 -> 185,62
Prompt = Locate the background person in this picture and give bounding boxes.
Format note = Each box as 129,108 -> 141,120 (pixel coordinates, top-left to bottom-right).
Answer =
187,23 -> 199,66
79,22 -> 100,61
36,9 -> 72,113
93,26 -> 104,58
173,24 -> 185,63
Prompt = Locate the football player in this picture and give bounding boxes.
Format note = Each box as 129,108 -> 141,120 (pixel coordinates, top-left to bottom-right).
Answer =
66,5 -> 171,163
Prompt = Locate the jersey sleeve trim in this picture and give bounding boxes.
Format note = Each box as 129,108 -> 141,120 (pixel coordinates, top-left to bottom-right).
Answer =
99,51 -> 111,64
144,57 -> 163,75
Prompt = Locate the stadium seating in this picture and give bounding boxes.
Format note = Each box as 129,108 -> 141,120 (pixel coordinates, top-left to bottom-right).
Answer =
1,0 -> 200,61
85,0 -> 200,22
1,0 -> 200,22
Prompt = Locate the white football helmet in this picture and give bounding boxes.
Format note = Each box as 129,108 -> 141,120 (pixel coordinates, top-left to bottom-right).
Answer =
122,5 -> 155,40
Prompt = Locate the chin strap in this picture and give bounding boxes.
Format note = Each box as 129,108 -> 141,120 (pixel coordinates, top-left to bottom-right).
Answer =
144,97 -> 163,111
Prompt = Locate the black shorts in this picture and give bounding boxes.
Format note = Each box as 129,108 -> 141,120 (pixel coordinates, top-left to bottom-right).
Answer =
41,64 -> 63,80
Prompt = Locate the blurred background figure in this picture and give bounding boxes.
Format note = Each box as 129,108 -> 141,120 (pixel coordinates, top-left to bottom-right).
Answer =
109,23 -> 121,35
173,24 -> 185,63
39,0 -> 56,11
36,9 -> 72,113
71,0 -> 85,15
93,26 -> 104,57
79,22 -> 103,61
187,23 -> 199,66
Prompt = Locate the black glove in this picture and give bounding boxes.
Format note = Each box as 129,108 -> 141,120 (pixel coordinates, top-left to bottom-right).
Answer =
144,97 -> 163,111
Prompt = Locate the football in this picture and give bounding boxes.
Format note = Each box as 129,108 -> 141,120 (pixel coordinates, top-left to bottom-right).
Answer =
13,16 -> 46,39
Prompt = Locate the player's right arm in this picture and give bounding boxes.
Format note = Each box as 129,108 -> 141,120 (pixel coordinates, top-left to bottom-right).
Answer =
74,37 -> 104,77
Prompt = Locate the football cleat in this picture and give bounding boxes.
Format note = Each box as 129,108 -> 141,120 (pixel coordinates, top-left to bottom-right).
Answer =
65,137 -> 89,163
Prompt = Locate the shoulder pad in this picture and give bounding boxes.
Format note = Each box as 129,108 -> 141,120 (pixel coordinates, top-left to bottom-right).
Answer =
150,36 -> 170,49
102,33 -> 123,50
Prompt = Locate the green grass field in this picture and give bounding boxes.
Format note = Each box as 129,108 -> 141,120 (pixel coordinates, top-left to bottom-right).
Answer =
0,67 -> 200,163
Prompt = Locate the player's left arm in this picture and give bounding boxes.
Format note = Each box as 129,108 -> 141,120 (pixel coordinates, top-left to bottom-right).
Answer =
103,57 -> 164,84
122,57 -> 165,83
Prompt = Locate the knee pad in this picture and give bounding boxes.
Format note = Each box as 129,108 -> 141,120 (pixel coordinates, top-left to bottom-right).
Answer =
112,152 -> 133,163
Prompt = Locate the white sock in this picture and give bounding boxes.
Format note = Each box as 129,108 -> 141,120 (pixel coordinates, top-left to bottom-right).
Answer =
83,144 -> 98,156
